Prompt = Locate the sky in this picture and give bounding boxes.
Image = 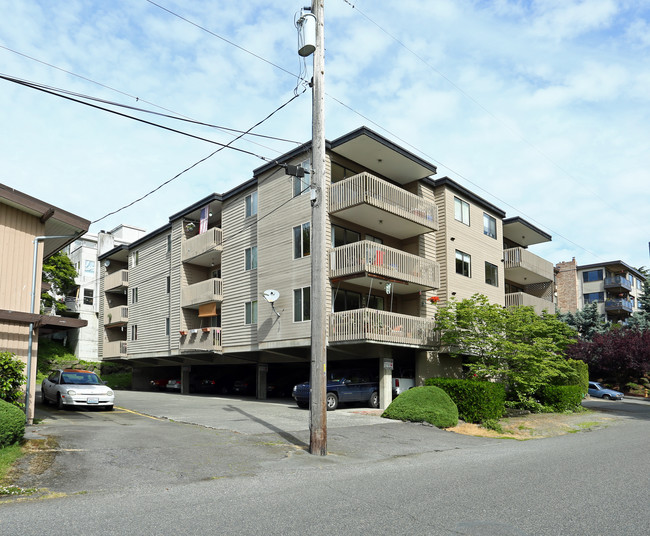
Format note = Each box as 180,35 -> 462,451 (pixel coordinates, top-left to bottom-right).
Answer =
1,0 -> 649,270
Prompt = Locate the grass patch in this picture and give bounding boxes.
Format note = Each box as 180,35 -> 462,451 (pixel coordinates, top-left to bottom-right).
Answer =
0,443 -> 23,483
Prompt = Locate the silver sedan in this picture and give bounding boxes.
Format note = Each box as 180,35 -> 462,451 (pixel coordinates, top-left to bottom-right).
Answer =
42,369 -> 115,410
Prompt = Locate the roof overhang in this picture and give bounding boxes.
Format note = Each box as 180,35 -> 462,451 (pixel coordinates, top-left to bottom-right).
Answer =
0,184 -> 90,259
329,127 -> 437,185
503,217 -> 551,247
0,309 -> 88,332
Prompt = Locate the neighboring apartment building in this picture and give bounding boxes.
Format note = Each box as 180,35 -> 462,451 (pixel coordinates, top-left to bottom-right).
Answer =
59,225 -> 146,361
98,127 -> 556,406
556,258 -> 645,322
0,183 -> 89,423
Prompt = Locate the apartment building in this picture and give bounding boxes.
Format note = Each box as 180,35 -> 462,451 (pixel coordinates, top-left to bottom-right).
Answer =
556,258 -> 645,322
98,127 -> 556,405
0,183 -> 89,423
59,225 -> 146,361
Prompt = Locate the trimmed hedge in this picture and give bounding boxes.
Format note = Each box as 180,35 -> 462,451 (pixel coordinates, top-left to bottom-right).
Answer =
537,384 -> 584,412
568,359 -> 589,395
0,399 -> 25,447
382,386 -> 458,428
425,377 -> 505,424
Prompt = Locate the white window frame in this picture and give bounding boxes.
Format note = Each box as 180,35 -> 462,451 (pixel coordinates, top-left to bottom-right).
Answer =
483,213 -> 497,239
293,287 -> 311,322
455,250 -> 471,277
245,300 -> 258,325
293,222 -> 311,259
245,191 -> 258,218
454,197 -> 470,226
245,246 -> 258,271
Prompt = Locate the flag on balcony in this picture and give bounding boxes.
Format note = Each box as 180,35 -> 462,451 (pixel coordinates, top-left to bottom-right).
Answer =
199,205 -> 209,234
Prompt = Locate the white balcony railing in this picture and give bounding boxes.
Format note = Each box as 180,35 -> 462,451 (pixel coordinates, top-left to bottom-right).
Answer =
182,228 -> 223,264
330,241 -> 439,290
104,340 -> 127,357
504,247 -> 554,284
105,306 -> 128,325
181,278 -> 223,308
179,327 -> 222,352
105,269 -> 129,291
330,172 -> 438,234
505,292 -> 556,315
329,308 -> 437,347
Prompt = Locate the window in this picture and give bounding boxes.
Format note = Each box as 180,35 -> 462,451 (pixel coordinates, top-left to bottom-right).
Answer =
131,325 -> 138,341
245,246 -> 258,270
245,192 -> 258,217
292,159 -> 310,197
485,262 -> 498,286
366,295 -> 384,310
83,288 -> 94,305
84,260 -> 95,275
132,250 -> 139,267
333,289 -> 361,312
331,225 -> 360,247
294,287 -> 311,322
366,234 -> 383,245
331,162 -> 356,183
583,269 -> 603,282
455,250 -> 471,277
245,301 -> 258,325
483,213 -> 496,239
165,318 -> 170,336
166,276 -> 170,294
167,234 -> 172,253
584,292 -> 604,304
454,197 -> 470,225
293,223 -> 311,258
132,287 -> 138,303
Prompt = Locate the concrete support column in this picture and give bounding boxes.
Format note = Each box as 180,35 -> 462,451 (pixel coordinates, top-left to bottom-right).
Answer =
256,363 -> 268,400
181,365 -> 191,395
379,358 -> 393,409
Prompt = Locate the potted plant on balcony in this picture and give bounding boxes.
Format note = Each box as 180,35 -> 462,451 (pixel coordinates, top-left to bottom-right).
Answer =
179,330 -> 188,336
428,296 -> 440,305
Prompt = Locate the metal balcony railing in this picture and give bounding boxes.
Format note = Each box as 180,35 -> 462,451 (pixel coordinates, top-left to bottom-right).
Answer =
604,276 -> 632,292
329,308 -> 437,347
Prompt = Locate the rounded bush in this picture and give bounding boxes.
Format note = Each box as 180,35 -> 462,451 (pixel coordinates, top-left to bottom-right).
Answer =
425,377 -> 505,423
0,399 -> 25,447
382,386 -> 458,428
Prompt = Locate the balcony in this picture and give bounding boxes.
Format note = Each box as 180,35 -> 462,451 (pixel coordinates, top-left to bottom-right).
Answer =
329,172 -> 438,239
181,278 -> 223,309
182,228 -> 223,267
105,269 -> 129,292
505,292 -> 556,315
504,247 -> 554,285
330,241 -> 439,294
605,299 -> 633,315
105,306 -> 128,326
104,340 -> 127,358
329,308 -> 437,348
179,327 -> 222,353
604,276 -> 632,293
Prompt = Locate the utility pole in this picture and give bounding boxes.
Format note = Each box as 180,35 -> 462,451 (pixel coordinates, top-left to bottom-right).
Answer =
309,0 -> 327,456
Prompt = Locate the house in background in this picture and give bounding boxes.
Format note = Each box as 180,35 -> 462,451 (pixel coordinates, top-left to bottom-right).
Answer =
55,225 -> 146,362
556,258 -> 646,322
0,183 -> 89,423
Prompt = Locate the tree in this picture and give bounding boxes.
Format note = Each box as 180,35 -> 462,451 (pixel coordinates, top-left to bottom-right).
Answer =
435,294 -> 578,408
557,302 -> 609,340
567,329 -> 650,387
0,351 -> 27,409
41,251 -> 77,313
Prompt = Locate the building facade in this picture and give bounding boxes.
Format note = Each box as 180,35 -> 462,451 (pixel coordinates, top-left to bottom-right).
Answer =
98,128 -> 556,406
556,258 -> 645,322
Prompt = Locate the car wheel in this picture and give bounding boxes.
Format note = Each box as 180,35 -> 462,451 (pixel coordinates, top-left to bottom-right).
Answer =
104,405 -> 114,411
602,394 -> 611,400
369,391 -> 379,409
326,392 -> 338,411
57,394 -> 66,410
296,401 -> 308,409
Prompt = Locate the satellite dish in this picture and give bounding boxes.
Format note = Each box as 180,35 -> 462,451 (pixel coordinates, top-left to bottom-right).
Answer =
263,289 -> 280,303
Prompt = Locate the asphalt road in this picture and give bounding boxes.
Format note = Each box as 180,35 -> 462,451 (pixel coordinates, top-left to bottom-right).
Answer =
1,392 -> 649,535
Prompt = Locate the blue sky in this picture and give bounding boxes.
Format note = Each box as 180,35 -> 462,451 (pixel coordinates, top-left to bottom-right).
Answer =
1,0 -> 649,270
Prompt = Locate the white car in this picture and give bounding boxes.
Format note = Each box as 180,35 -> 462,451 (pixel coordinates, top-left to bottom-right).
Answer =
42,369 -> 115,410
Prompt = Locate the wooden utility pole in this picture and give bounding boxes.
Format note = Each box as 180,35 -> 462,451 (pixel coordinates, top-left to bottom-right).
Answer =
309,0 -> 327,456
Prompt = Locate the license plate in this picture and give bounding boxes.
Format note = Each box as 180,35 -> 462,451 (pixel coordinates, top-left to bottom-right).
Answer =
87,397 -> 99,404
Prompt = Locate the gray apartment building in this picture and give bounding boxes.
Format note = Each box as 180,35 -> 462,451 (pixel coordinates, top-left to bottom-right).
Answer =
98,127 -> 555,407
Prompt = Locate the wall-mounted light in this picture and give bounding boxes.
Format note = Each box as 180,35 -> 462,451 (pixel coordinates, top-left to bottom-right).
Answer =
450,237 -> 455,241
451,291 -> 457,296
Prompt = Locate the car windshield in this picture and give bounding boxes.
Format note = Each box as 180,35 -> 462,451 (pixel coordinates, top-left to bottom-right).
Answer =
61,372 -> 101,385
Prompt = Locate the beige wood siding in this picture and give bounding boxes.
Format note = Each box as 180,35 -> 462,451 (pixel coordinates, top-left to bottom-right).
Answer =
435,186 -> 504,305
222,188 -> 258,351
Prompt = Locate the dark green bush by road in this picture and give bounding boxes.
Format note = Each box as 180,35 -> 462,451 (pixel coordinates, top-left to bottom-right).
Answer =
382,386 -> 458,428
0,399 -> 25,448
425,377 -> 505,423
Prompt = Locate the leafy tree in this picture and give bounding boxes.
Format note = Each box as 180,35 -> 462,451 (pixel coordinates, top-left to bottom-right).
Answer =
557,302 -> 609,340
41,251 -> 77,313
0,352 -> 27,409
435,294 -> 578,408
567,329 -> 650,387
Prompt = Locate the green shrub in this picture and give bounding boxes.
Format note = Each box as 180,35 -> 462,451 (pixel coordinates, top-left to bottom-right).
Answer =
102,372 -> 132,390
382,386 -> 458,428
0,352 -> 26,409
425,377 -> 505,423
565,359 -> 589,395
537,385 -> 584,412
0,399 -> 25,447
